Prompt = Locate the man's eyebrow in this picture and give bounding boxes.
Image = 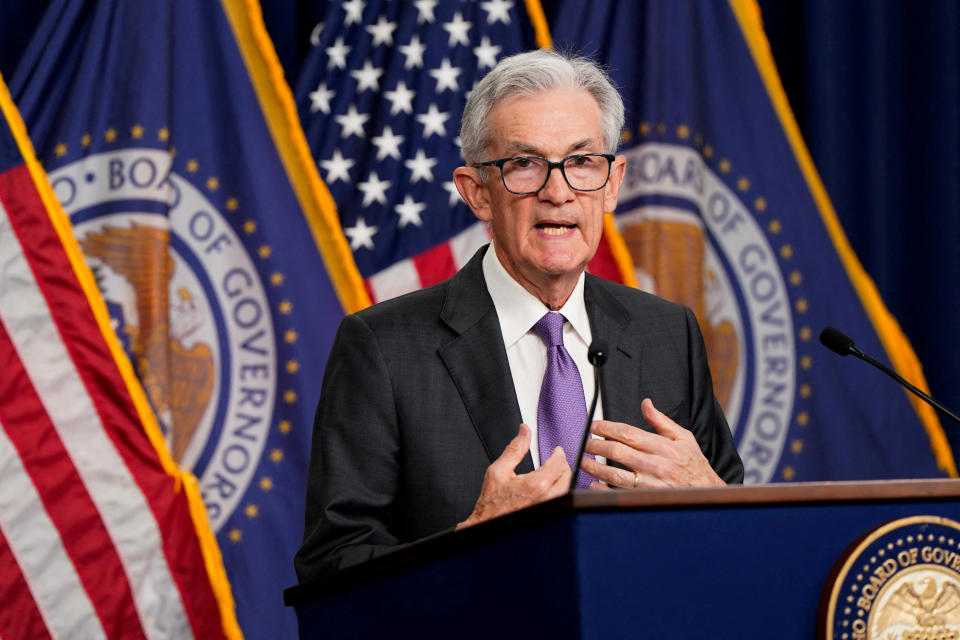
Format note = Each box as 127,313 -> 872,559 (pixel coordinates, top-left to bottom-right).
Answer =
504,139 -> 598,156
567,139 -> 594,152
505,141 -> 542,155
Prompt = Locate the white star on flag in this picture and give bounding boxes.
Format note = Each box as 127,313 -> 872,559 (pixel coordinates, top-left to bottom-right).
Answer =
326,37 -> 351,70
357,172 -> 391,206
343,0 -> 366,26
416,103 -> 449,138
480,0 -> 513,24
414,0 -> 438,24
473,36 -> 501,69
429,58 -> 461,93
344,216 -> 378,250
309,83 -> 334,114
395,195 -> 427,228
405,149 -> 438,183
351,60 -> 384,92
298,1 -> 535,300
336,105 -> 369,138
371,126 -> 405,160
443,12 -> 471,47
320,149 -> 355,184
443,181 -> 462,206
366,16 -> 397,46
384,81 -> 416,115
399,35 -> 427,70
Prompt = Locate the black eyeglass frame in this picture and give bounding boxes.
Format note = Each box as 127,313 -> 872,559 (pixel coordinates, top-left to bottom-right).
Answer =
473,153 -> 616,195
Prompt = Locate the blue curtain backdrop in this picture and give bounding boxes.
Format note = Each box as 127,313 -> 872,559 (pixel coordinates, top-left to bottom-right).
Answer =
2,0 -> 958,450
753,0 -> 960,454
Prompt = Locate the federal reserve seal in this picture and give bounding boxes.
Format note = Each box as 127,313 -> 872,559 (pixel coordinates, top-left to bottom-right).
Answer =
823,515 -> 960,639
48,148 -> 276,532
617,139 -> 801,483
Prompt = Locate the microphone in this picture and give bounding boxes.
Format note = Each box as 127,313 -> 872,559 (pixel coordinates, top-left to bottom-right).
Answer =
819,326 -> 960,425
570,339 -> 608,491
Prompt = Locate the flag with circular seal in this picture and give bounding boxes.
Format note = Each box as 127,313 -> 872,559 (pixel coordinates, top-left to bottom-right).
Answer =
9,0 -> 368,637
0,70 -> 238,640
549,0 -> 956,482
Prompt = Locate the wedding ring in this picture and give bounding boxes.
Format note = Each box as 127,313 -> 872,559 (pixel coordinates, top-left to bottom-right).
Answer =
633,471 -> 639,489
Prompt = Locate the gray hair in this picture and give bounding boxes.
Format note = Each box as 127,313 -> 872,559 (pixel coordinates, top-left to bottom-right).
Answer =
459,49 -> 625,166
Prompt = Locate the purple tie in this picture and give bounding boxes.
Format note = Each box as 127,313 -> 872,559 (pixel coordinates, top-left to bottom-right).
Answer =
534,312 -> 593,489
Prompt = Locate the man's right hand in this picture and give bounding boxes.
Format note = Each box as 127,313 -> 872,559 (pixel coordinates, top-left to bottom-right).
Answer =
455,424 -> 571,530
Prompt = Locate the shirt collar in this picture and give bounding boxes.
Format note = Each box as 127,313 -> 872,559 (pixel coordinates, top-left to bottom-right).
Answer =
482,243 -> 591,347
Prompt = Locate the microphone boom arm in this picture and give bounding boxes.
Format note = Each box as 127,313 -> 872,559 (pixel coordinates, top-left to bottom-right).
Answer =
850,346 -> 960,426
570,364 -> 601,492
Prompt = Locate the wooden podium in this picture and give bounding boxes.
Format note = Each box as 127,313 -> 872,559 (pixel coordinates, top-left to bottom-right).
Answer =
284,480 -> 960,638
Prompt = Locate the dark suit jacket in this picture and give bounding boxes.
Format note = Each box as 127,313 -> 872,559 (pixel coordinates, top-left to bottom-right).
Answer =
294,246 -> 743,581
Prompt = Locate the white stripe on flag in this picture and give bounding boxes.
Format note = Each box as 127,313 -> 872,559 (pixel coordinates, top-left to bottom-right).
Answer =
0,202 -> 193,640
0,418 -> 106,640
368,257 -> 421,302
450,222 -> 490,269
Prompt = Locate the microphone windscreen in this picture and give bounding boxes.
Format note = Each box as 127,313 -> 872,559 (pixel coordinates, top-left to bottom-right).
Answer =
588,339 -> 608,366
820,326 -> 855,355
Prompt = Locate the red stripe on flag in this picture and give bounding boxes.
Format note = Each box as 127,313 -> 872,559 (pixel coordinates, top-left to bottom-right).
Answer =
0,164 -> 225,638
0,317 -> 146,639
587,230 -> 626,284
0,528 -> 52,640
413,241 -> 456,288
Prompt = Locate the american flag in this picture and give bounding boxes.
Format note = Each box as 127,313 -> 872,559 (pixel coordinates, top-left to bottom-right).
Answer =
0,77 -> 235,639
296,0 -> 542,302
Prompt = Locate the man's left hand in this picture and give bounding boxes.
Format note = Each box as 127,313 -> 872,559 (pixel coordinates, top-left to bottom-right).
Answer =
580,398 -> 726,489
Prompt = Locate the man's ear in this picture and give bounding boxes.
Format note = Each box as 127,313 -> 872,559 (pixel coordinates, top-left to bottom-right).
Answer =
453,166 -> 492,222
603,155 -> 627,213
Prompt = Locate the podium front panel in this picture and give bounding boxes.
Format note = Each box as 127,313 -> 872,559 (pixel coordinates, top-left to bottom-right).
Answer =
288,481 -> 960,638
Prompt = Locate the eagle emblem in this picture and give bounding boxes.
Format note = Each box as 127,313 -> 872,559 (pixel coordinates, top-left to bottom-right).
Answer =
875,578 -> 960,638
620,218 -> 739,412
80,223 -> 214,463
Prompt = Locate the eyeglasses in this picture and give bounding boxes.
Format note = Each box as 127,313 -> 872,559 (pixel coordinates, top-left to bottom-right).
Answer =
473,153 -> 615,195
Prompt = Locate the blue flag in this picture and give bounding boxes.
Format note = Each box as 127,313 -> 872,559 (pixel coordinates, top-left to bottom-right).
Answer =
295,0 -> 545,302
10,1 -> 367,637
550,0 -> 955,482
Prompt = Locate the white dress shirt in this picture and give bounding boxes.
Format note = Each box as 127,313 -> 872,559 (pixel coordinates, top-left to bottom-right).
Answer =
482,245 -> 604,468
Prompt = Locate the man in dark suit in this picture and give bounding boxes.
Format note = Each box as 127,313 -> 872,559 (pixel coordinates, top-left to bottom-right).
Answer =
295,49 -> 743,581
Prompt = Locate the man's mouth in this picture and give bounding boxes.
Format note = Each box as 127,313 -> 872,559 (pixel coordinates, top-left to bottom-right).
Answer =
535,222 -> 576,236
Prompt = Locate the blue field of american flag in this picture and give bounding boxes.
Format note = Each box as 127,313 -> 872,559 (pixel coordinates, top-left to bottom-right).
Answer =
296,0 -> 541,302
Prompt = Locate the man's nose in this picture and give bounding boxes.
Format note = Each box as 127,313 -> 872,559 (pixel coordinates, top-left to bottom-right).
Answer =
537,165 -> 575,204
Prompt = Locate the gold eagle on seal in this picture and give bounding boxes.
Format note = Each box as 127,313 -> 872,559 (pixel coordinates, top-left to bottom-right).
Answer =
80,223 -> 214,464
875,577 -> 960,638
620,218 -> 739,411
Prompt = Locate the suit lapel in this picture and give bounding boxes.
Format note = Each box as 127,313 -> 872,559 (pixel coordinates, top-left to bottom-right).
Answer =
438,247 -> 533,473
584,276 -> 643,428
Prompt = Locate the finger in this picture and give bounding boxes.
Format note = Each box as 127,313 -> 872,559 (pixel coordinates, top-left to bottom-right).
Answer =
589,481 -> 612,491
584,437 -> 643,468
581,456 -> 668,489
590,419 -> 636,438
580,457 -> 630,487
580,456 -> 613,481
579,455 -> 602,477
591,419 -> 659,450
495,423 -> 532,468
539,446 -> 571,479
527,447 -> 572,497
585,442 -> 666,480
546,456 -> 573,496
589,420 -> 674,459
642,398 -> 684,439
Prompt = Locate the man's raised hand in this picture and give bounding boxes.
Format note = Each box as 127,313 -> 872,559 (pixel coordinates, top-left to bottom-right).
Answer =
456,424 -> 572,530
580,398 -> 725,489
